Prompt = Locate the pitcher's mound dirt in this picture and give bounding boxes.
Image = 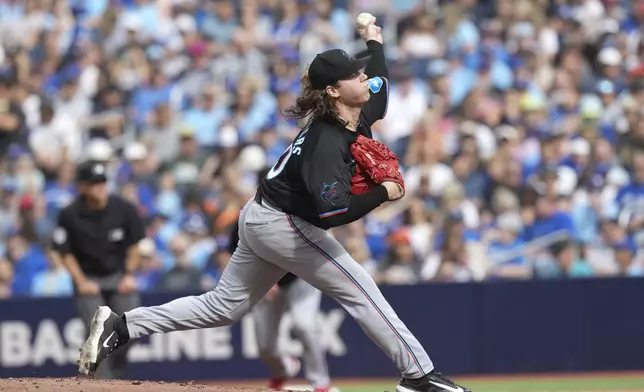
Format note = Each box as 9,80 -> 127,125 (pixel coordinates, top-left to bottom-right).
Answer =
0,377 -> 275,392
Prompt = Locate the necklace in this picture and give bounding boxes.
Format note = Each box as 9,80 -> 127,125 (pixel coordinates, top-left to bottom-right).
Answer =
338,116 -> 358,131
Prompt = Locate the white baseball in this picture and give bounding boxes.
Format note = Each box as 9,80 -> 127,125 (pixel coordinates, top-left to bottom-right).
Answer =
356,12 -> 376,28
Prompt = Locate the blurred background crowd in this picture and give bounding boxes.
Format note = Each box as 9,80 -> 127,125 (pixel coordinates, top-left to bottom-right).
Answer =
1,0 -> 644,298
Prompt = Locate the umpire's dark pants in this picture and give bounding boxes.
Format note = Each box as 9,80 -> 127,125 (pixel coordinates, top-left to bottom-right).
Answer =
74,272 -> 140,380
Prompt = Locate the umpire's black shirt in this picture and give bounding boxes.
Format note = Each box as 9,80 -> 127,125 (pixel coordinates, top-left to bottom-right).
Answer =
258,40 -> 391,230
52,195 -> 145,277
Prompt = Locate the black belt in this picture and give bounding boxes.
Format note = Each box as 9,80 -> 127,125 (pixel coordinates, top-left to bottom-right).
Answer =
254,191 -> 282,212
254,191 -> 263,205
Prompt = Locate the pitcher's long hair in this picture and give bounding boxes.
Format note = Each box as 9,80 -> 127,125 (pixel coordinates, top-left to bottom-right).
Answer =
282,69 -> 341,124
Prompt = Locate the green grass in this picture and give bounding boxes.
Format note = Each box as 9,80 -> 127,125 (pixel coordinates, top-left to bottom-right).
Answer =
334,374 -> 644,392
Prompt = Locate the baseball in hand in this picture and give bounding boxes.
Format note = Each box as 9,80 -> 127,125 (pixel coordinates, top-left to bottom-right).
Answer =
356,12 -> 376,29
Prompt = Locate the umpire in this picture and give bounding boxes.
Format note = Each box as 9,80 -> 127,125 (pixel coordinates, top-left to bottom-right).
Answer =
52,160 -> 145,379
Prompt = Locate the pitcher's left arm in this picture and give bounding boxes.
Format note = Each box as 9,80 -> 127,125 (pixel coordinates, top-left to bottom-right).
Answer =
361,40 -> 390,126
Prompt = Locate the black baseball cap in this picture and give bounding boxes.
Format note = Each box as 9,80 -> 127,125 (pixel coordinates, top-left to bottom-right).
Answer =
76,161 -> 108,184
308,49 -> 370,90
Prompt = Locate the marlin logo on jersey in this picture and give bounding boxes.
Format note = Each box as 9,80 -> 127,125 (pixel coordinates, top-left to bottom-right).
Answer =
367,77 -> 383,93
320,182 -> 339,206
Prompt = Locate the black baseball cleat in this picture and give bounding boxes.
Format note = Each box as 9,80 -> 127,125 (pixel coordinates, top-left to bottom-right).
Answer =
397,370 -> 471,392
77,306 -> 129,376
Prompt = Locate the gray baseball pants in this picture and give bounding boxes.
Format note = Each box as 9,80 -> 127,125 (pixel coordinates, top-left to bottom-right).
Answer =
124,196 -> 433,379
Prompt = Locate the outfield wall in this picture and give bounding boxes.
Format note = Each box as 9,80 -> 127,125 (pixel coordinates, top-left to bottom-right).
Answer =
0,278 -> 642,380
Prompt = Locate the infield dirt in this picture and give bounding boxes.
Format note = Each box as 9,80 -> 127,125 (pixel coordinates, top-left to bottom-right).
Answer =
0,377 -> 276,392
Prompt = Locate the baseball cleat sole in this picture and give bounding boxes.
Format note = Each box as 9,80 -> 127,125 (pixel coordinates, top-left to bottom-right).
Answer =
78,306 -> 111,375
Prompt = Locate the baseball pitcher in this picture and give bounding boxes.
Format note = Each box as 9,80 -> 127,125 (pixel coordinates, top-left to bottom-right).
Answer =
78,16 -> 470,392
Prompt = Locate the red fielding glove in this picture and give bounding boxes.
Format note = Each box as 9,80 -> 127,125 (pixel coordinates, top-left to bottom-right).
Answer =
350,135 -> 405,197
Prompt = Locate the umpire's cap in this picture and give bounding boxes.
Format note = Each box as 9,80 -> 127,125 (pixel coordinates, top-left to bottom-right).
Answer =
76,161 -> 108,184
308,49 -> 370,90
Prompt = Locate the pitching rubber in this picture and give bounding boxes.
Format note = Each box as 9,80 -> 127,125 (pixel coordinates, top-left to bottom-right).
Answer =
78,306 -> 112,375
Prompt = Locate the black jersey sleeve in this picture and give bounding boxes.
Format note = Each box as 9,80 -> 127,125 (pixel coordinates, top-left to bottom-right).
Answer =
301,130 -> 389,229
361,40 -> 390,126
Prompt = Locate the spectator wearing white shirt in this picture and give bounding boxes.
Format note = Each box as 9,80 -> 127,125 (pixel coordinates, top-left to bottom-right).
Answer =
29,102 -> 66,173
441,182 -> 480,230
403,197 -> 434,259
379,66 -> 428,157
51,75 -> 91,157
405,143 -> 454,198
402,11 -> 441,57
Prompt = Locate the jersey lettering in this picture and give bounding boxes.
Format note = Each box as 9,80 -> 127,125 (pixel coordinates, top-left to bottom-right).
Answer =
266,126 -> 310,180
292,134 -> 306,155
266,145 -> 292,179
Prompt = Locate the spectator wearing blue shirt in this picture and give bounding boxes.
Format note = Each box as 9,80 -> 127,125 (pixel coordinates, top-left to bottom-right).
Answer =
147,211 -> 179,270
479,20 -> 510,63
130,69 -> 173,127
200,0 -> 239,45
270,50 -> 301,96
273,0 -> 308,53
571,181 -> 603,245
227,79 -> 277,142
314,0 -> 352,42
523,136 -> 573,194
447,46 -> 513,107
155,233 -> 203,292
43,161 -> 77,223
523,194 -> 580,278
580,218 -> 641,277
155,172 -> 183,222
202,248 -> 232,289
452,152 -> 487,207
118,142 -> 156,217
182,88 -> 228,149
596,80 -> 622,143
615,151 -> 644,248
272,84 -> 301,139
257,127 -> 290,169
0,1 -> 25,23
182,213 -> 217,270
31,250 -> 73,297
620,0 -> 644,33
134,238 -> 163,292
7,232 -> 49,296
596,47 -> 627,93
487,212 -> 529,279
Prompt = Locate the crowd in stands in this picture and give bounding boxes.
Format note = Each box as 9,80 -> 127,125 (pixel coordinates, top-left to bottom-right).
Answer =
1,0 -> 644,298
